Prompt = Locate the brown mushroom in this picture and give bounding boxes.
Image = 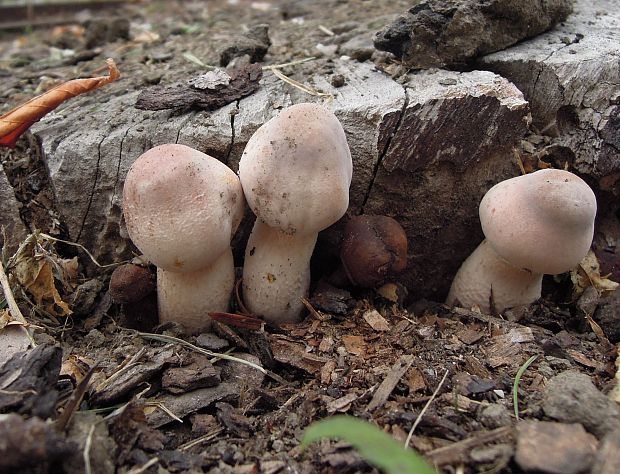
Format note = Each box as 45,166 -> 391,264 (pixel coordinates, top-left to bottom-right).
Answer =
340,215 -> 408,288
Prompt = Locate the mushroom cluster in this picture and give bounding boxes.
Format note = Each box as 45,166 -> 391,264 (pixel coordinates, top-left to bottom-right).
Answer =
238,103 -> 353,324
123,144 -> 244,333
447,169 -> 597,313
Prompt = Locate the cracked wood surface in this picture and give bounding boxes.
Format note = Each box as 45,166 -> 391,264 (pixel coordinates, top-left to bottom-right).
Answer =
480,0 -> 620,188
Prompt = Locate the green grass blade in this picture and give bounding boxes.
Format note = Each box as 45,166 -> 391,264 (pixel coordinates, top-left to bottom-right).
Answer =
513,355 -> 539,420
301,415 -> 437,474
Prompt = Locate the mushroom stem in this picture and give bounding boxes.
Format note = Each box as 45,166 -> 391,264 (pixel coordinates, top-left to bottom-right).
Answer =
158,250 -> 235,333
447,239 -> 543,313
242,220 -> 317,324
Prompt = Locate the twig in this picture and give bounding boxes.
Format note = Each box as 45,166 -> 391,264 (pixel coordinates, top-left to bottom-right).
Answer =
94,346 -> 147,393
146,401 -> 183,423
56,363 -> 98,431
300,297 -> 324,320
426,426 -> 513,466
515,149 -> 527,175
182,52 -> 214,69
0,249 -> 35,347
179,427 -> 225,450
126,457 -> 160,474
318,25 -> 335,36
405,369 -> 449,448
513,355 -> 538,420
270,68 -> 333,98
235,278 -> 250,315
137,331 -> 290,385
137,332 -> 266,374
262,57 -> 316,70
83,424 -> 96,474
39,233 -> 125,269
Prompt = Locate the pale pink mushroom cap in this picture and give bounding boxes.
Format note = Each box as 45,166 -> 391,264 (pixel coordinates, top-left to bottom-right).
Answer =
123,144 -> 244,272
238,103 -> 352,323
480,169 -> 597,275
239,103 -> 352,235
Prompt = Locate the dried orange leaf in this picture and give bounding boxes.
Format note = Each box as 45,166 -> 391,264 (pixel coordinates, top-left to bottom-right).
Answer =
0,58 -> 120,148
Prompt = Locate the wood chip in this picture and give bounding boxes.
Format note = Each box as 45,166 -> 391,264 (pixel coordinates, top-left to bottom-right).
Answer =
318,336 -> 335,353
426,426 -> 514,466
456,327 -> 485,345
342,335 -> 366,356
405,367 -> 427,393
269,336 -> 327,375
363,309 -> 391,332
566,349 -> 602,370
321,359 -> 337,385
90,347 -> 175,406
326,393 -> 358,413
367,355 -> 414,411
146,382 -> 238,428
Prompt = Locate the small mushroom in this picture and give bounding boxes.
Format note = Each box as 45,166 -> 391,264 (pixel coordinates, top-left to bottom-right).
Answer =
109,263 -> 158,331
447,169 -> 597,313
239,103 -> 352,324
123,144 -> 245,333
340,215 -> 408,288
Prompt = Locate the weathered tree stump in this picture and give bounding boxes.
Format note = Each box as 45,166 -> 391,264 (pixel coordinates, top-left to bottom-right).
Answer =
0,0 -> 613,303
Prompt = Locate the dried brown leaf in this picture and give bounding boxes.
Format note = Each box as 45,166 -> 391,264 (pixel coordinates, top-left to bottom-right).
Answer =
571,250 -> 620,297
12,234 -> 73,317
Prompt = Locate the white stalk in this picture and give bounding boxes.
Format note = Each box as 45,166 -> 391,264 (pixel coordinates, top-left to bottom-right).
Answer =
242,220 -> 317,324
447,239 -> 543,313
157,250 -> 235,333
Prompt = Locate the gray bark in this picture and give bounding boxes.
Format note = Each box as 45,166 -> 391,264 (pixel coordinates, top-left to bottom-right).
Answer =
0,162 -> 28,254
480,0 -> 620,192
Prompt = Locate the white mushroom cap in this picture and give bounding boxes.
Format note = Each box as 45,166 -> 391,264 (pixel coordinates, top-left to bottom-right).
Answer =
123,144 -> 244,273
480,169 -> 597,275
239,102 -> 352,235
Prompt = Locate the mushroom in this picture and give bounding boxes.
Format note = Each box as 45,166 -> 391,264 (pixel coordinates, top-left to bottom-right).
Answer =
239,103 -> 352,324
109,262 -> 158,331
447,169 -> 597,313
123,144 -> 244,333
339,215 -> 408,288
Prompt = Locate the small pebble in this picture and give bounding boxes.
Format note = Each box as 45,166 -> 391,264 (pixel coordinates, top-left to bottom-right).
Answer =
515,420 -> 597,474
331,74 -> 346,88
543,371 -> 620,437
479,403 -> 511,429
196,333 -> 229,351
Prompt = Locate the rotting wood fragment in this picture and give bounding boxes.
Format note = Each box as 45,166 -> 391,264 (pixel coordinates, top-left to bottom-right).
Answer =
0,344 -> 61,418
146,382 -> 238,428
90,347 -> 175,406
374,0 -> 573,69
135,64 -> 262,111
0,414 -> 73,471
162,355 -> 220,394
268,336 -> 327,375
366,354 -> 414,411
